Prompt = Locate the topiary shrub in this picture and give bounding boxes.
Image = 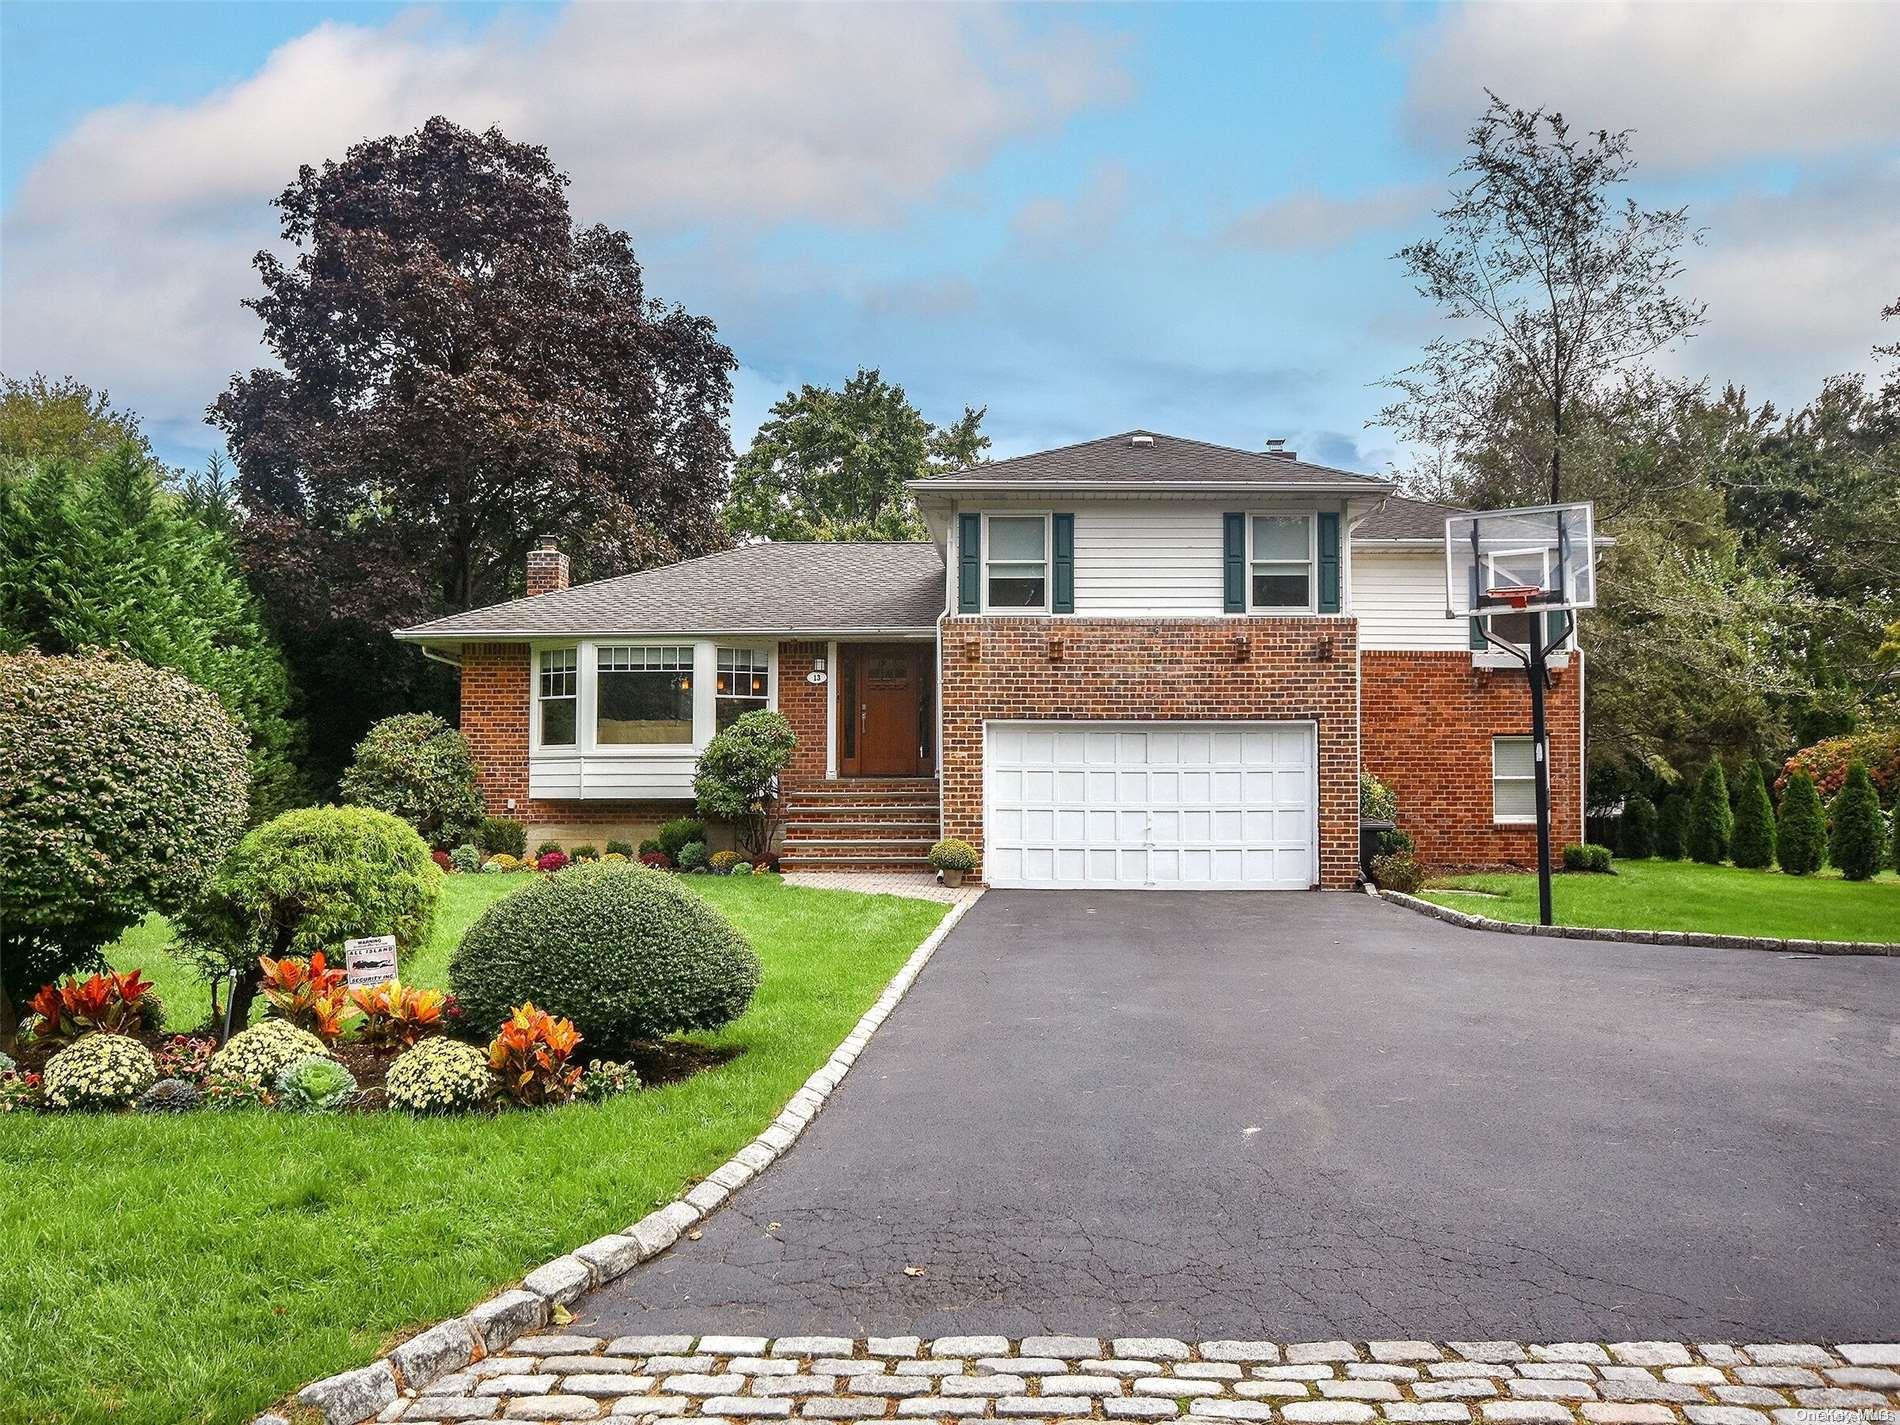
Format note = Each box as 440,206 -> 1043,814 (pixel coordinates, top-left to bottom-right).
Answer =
275,1053 -> 358,1113
479,816 -> 527,859
676,840 -> 710,872
0,651 -> 248,1046
1686,763 -> 1733,865
449,843 -> 482,874
656,818 -> 707,862
1776,770 -> 1827,875
1829,760 -> 1887,882
1617,794 -> 1658,860
386,1037 -> 493,1114
1368,853 -> 1425,894
1730,762 -> 1777,870
339,712 -> 484,848
694,710 -> 797,859
928,838 -> 979,872
1562,843 -> 1615,873
1655,792 -> 1688,860
207,1019 -> 332,1087
449,863 -> 761,1053
176,805 -> 441,1026
137,1078 -> 201,1113
43,1033 -> 158,1110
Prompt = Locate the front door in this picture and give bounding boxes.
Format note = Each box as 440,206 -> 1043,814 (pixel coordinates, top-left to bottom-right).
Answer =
839,644 -> 931,777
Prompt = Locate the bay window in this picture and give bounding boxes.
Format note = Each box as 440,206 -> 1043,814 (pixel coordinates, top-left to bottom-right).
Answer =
537,648 -> 577,747
1250,515 -> 1312,610
596,645 -> 694,745
716,648 -> 771,730
985,515 -> 1048,609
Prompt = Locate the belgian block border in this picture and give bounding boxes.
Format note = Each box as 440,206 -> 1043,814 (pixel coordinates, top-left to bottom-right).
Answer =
264,894 -> 981,1425
1377,888 -> 1899,957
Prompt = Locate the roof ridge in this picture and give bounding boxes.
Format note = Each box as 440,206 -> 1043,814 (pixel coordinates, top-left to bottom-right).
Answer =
916,429 -> 1146,481
915,428 -> 1386,484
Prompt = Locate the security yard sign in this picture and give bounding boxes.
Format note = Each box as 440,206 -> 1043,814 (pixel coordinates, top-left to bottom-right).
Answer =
345,935 -> 398,988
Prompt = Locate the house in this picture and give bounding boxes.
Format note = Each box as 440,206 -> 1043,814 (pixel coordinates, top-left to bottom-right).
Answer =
395,431 -> 1585,888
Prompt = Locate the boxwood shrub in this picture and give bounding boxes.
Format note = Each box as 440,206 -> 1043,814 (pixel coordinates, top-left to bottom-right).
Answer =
449,863 -> 761,1051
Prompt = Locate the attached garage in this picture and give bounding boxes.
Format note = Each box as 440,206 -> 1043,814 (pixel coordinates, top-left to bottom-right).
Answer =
983,721 -> 1319,890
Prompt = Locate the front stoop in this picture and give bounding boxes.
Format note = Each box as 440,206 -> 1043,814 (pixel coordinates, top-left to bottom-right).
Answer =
780,779 -> 941,872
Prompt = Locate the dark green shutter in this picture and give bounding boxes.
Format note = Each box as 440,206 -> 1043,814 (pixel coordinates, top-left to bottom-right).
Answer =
1052,513 -> 1074,614
1468,566 -> 1487,650
1222,513 -> 1246,613
1316,512 -> 1340,613
1546,609 -> 1567,649
957,513 -> 981,613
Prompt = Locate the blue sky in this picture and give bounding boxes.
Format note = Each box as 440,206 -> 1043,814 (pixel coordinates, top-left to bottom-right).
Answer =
3,2 -> 1896,473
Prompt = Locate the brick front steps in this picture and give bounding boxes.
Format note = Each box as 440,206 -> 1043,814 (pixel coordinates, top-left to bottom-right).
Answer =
780,780 -> 941,873
335,1336 -> 1900,1423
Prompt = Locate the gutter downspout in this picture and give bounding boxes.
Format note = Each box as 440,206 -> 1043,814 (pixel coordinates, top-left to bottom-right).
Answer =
420,645 -> 464,669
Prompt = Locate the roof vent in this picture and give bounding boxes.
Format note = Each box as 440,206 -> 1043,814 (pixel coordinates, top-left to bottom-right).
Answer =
1129,433 -> 1155,448
1264,438 -> 1297,461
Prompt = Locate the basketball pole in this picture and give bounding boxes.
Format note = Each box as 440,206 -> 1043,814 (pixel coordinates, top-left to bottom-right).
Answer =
1527,630 -> 1555,927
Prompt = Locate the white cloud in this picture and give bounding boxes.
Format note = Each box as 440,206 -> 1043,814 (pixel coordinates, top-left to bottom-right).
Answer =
1403,1 -> 1900,172
0,3 -> 1131,459
1220,183 -> 1437,252
1010,162 -> 1134,251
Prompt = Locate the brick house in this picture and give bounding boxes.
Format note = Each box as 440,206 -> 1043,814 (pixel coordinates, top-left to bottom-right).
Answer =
396,431 -> 1586,887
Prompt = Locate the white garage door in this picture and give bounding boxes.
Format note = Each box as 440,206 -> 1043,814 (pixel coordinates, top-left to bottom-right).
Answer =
984,722 -> 1317,890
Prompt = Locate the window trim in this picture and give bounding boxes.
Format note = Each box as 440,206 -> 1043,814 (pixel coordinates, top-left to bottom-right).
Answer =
593,643 -> 697,748
981,510 -> 1052,614
714,645 -> 773,731
530,639 -> 781,760
1492,734 -> 1540,826
534,646 -> 579,751
1246,511 -> 1317,614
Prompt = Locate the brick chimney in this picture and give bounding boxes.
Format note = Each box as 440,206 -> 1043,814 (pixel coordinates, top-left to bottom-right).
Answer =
526,534 -> 569,597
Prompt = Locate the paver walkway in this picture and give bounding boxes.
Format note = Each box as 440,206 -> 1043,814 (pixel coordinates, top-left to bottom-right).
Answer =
576,891 -> 1898,1344
379,1335 -> 1900,1422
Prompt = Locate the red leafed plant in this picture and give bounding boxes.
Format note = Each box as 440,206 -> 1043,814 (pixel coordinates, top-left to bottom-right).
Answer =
535,850 -> 570,873
487,1002 -> 584,1106
28,969 -> 156,1043
347,981 -> 446,1049
638,851 -> 673,869
258,951 -> 350,1035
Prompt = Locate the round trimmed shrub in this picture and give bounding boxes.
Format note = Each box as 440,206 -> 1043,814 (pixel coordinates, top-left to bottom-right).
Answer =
928,838 -> 978,873
0,650 -> 249,1020
137,1078 -> 202,1114
386,1037 -> 493,1114
479,816 -> 527,859
1776,770 -> 1827,875
676,840 -> 709,872
450,863 -> 761,1051
449,843 -> 482,874
1829,760 -> 1887,882
1369,853 -> 1425,894
1562,843 -> 1615,873
276,1053 -> 358,1113
207,1019 -> 332,1086
44,1033 -> 157,1110
175,805 -> 441,1012
656,818 -> 707,861
339,712 -> 484,847
1617,794 -> 1658,860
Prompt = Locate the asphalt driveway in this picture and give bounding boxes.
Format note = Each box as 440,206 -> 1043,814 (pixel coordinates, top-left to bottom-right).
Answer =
579,890 -> 1899,1343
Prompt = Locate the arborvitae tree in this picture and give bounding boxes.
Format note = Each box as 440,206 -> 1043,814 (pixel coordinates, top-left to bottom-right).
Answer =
1828,760 -> 1887,882
1730,763 -> 1777,869
1776,771 -> 1827,876
1686,762 -> 1733,864
1655,792 -> 1689,860
1618,794 -> 1658,859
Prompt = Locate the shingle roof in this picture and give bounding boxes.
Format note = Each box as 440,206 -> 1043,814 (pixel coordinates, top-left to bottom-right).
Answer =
396,542 -> 946,640
912,430 -> 1391,490
1353,493 -> 1468,542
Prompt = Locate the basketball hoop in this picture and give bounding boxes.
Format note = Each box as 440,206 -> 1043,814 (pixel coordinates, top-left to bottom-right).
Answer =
1481,583 -> 1544,611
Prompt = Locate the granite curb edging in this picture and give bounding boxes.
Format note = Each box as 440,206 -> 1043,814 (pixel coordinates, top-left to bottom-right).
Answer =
1378,889 -> 1900,957
267,891 -> 983,1425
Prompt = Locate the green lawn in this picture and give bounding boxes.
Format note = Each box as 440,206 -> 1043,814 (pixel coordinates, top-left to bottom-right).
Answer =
1421,857 -> 1900,942
0,873 -> 948,1425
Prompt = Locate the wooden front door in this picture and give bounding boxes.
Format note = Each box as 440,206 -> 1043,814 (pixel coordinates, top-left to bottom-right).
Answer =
839,644 -> 931,777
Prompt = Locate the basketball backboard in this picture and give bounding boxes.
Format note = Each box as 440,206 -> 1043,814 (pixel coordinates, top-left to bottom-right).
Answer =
1444,502 -> 1596,621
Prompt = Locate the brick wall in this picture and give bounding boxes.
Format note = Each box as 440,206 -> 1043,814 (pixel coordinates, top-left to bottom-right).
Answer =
1360,650 -> 1585,869
940,616 -> 1362,889
775,642 -> 830,783
525,545 -> 569,596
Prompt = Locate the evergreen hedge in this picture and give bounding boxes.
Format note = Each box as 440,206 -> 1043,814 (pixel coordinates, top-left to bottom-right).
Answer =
1776,770 -> 1827,876
1730,763 -> 1777,870
1617,794 -> 1658,859
1686,763 -> 1733,865
1828,761 -> 1887,882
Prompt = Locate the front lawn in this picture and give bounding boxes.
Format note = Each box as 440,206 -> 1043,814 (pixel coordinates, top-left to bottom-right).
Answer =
0,873 -> 948,1425
1420,857 -> 1900,942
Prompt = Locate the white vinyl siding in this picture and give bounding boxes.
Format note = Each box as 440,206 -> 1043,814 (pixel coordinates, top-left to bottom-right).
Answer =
1071,503 -> 1225,614
1351,552 -> 1471,650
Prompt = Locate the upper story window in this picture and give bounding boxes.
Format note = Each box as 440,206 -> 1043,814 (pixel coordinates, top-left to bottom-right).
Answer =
537,648 -> 577,747
597,645 -> 694,745
715,648 -> 770,731
1250,514 -> 1313,610
985,514 -> 1048,610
